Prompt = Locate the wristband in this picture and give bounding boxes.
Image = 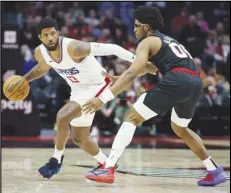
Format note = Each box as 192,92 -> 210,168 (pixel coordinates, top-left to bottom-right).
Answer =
99,89 -> 115,104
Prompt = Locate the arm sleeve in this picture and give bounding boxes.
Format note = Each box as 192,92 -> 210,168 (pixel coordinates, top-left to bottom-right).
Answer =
90,42 -> 136,63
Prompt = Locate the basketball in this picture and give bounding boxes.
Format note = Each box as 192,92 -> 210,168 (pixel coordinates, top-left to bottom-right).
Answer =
3,75 -> 30,101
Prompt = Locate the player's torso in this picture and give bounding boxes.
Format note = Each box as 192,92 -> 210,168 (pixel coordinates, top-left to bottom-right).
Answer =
149,31 -> 196,75
39,37 -> 105,87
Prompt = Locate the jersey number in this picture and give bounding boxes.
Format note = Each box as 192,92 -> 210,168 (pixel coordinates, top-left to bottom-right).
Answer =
67,76 -> 80,83
169,42 -> 193,59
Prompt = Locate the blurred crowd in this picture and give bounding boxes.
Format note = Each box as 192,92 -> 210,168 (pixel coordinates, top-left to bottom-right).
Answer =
2,2 -> 230,135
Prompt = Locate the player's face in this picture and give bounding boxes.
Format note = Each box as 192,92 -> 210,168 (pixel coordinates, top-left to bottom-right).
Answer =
39,27 -> 59,51
134,20 -> 148,41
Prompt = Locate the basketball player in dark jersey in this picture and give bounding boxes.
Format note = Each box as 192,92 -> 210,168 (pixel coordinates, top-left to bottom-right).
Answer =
82,6 -> 228,186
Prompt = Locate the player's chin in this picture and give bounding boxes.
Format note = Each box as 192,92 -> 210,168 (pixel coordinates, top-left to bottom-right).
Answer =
47,45 -> 56,51
136,36 -> 142,41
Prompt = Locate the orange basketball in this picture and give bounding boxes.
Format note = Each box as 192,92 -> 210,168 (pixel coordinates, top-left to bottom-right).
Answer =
3,75 -> 30,101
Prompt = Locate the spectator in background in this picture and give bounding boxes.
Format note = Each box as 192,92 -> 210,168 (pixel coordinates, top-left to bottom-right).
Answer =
97,28 -> 111,43
119,2 -> 134,36
215,75 -> 230,106
196,11 -> 209,32
194,57 -> 207,87
215,35 -> 230,63
114,97 -> 129,128
179,15 -> 205,57
114,58 -> 129,75
45,3 -> 56,18
204,68 -> 230,105
112,17 -> 127,41
15,3 -> 25,30
113,28 -> 126,46
21,44 -> 37,74
95,100 -> 118,135
171,7 -> 189,38
216,75 -> 230,94
203,30 -> 218,68
124,35 -> 136,51
98,11 -> 114,33
216,22 -> 226,39
60,26 -> 69,37
52,10 -> 65,28
84,9 -> 100,27
99,2 -> 115,17
20,16 -> 41,49
67,11 -> 85,40
199,77 -> 217,106
69,2 -> 85,23
214,35 -> 230,75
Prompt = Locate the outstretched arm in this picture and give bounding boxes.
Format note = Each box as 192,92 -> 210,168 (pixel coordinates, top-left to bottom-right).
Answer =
105,40 -> 150,97
68,40 -> 135,62
104,60 -> 158,83
82,39 -> 151,114
89,42 -> 135,62
23,47 -> 50,82
69,40 -> 158,76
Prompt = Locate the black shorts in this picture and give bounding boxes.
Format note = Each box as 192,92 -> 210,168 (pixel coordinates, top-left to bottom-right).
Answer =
134,71 -> 203,120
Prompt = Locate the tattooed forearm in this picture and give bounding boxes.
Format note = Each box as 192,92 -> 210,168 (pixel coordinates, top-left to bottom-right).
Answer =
23,63 -> 50,82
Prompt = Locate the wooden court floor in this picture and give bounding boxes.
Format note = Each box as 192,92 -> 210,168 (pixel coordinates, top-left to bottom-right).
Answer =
2,148 -> 230,193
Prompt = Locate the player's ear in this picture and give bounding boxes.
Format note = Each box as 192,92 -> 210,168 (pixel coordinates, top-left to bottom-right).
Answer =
38,35 -> 41,40
144,24 -> 150,31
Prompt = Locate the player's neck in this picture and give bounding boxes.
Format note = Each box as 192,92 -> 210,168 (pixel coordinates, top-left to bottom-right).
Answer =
147,31 -> 153,37
148,30 -> 159,37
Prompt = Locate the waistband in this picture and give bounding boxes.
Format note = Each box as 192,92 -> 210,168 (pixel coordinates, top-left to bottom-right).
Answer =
170,67 -> 199,77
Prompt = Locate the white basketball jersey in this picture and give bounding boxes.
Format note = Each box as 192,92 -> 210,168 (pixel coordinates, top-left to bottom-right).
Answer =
39,37 -> 106,88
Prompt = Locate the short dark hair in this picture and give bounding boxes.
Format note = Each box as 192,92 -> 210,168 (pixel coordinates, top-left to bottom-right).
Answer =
36,17 -> 59,35
133,6 -> 164,30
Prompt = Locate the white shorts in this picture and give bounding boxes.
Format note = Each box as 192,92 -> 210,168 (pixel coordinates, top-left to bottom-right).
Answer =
70,78 -> 110,127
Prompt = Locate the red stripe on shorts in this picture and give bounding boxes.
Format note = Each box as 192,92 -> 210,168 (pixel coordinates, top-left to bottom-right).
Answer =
170,67 -> 199,76
95,77 -> 111,97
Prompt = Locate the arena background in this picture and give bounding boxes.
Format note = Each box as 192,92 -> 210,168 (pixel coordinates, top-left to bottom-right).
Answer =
1,2 -> 230,193
1,1 -> 230,140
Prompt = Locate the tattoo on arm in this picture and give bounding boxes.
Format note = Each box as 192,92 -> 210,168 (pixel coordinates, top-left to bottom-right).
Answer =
70,40 -> 91,59
24,47 -> 50,82
24,63 -> 50,82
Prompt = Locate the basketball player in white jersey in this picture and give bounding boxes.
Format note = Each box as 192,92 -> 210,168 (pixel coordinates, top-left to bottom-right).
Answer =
22,17 -> 157,179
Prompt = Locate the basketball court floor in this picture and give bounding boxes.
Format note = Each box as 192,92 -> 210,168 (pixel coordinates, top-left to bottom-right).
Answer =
2,137 -> 230,193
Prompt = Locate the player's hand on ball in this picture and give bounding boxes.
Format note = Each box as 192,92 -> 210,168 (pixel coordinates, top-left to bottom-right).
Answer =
82,98 -> 104,114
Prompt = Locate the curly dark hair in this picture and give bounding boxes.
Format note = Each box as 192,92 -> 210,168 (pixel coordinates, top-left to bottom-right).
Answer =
36,17 -> 59,35
133,6 -> 164,30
